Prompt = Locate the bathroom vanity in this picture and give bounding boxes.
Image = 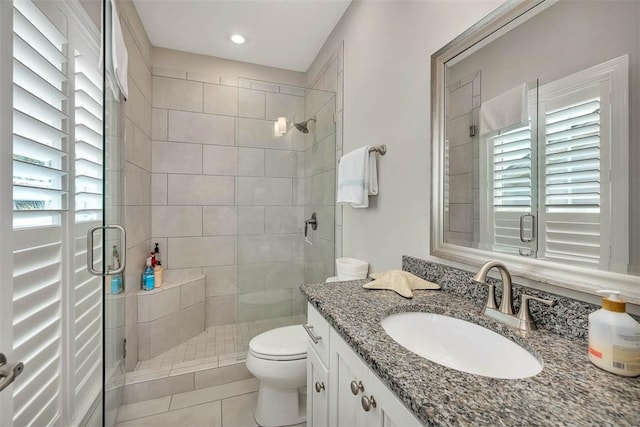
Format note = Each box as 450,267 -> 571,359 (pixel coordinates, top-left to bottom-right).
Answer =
306,302 -> 422,427
301,269 -> 640,426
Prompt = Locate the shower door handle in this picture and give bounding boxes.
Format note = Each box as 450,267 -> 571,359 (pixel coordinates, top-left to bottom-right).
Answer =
87,224 -> 127,276
519,214 -> 536,243
304,212 -> 318,238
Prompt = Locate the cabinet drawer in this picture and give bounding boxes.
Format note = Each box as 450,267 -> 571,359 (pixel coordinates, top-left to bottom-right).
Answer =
306,303 -> 330,365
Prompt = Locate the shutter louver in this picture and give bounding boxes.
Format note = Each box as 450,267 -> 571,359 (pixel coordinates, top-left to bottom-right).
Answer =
74,50 -> 103,222
11,1 -> 67,424
491,125 -> 533,252
12,0 -> 68,229
73,38 -> 103,417
542,97 -> 601,267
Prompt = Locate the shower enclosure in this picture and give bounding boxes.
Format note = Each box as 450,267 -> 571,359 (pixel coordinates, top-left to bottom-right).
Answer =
234,78 -> 337,354
0,0 -> 125,426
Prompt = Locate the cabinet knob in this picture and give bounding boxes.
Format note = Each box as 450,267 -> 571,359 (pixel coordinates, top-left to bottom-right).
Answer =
350,380 -> 364,395
315,381 -> 325,393
361,395 -> 377,412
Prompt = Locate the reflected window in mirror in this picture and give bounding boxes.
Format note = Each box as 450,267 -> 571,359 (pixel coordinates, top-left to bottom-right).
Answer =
432,0 -> 639,298
473,56 -> 629,273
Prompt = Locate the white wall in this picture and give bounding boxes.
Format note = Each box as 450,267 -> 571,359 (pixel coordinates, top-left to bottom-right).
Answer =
308,0 -> 504,271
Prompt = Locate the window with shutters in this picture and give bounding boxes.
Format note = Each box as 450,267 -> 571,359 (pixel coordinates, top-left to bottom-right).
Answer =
483,56 -> 628,272
6,0 -> 103,425
11,1 -> 68,425
489,124 -> 535,255
539,90 -> 603,269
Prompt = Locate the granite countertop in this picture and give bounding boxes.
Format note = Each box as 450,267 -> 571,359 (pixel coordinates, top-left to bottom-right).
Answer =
301,280 -> 640,426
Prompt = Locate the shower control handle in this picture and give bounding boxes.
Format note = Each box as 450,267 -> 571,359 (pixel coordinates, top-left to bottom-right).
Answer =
304,212 -> 318,237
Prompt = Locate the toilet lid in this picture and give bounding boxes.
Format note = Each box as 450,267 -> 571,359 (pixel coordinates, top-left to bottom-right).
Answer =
249,325 -> 307,360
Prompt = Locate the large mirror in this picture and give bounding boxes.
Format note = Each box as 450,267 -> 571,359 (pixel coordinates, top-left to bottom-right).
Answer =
431,0 -> 640,300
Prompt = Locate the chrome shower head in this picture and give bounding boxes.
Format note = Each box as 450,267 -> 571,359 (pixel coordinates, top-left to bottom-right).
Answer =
294,117 -> 316,134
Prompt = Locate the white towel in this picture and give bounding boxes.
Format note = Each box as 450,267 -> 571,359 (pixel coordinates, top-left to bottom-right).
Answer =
111,0 -> 128,99
479,84 -> 528,136
337,146 -> 378,208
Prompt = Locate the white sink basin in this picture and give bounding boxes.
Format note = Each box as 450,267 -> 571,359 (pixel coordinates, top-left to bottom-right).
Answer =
381,312 -> 542,379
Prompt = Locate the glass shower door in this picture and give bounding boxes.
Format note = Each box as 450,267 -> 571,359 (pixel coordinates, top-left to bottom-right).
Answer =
101,1 -> 126,425
235,78 -> 336,355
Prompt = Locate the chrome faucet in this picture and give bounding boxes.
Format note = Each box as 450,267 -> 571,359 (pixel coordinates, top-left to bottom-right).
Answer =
473,261 -> 556,331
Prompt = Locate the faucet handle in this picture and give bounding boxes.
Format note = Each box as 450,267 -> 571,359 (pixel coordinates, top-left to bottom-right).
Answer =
517,293 -> 556,331
476,281 -> 498,311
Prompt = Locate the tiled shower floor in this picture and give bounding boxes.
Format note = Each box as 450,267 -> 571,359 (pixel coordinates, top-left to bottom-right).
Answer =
135,314 -> 306,372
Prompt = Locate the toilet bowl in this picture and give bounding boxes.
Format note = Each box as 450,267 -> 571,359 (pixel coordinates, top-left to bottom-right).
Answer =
245,325 -> 307,426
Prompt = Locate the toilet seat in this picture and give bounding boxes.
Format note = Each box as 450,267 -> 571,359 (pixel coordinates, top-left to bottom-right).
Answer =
248,325 -> 307,361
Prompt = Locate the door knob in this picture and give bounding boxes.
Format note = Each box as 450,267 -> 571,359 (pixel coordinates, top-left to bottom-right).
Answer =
0,353 -> 24,393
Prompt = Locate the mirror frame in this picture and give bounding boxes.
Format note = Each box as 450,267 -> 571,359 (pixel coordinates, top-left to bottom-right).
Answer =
430,0 -> 640,303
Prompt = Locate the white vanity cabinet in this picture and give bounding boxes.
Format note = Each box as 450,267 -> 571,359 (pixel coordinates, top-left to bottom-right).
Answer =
306,304 -> 423,427
306,304 -> 331,427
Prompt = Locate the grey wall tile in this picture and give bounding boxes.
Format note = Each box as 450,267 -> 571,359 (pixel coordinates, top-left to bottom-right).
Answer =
203,145 -> 238,176
203,206 -> 237,236
264,260 -> 304,290
238,148 -> 264,177
152,206 -> 203,237
237,118 -> 292,150
204,83 -> 237,116
236,177 -> 292,205
168,236 -> 235,268
237,234 -> 296,264
237,263 -> 265,293
265,92 -> 304,121
264,150 -> 296,178
237,206 -> 265,234
167,175 -> 234,206
153,76 -> 202,112
152,141 -> 202,174
205,295 -> 237,326
204,265 -> 237,297
238,88 -> 265,119
264,206 -> 303,234
151,173 -> 168,205
168,110 -> 235,146
152,108 -> 168,140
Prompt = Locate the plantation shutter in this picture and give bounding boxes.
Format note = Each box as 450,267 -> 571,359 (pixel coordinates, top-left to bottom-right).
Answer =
11,0 -> 68,425
72,31 -> 103,419
491,125 -> 533,253
541,95 -> 602,268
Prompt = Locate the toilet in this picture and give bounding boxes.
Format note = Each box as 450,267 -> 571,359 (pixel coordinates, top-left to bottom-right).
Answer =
245,325 -> 308,426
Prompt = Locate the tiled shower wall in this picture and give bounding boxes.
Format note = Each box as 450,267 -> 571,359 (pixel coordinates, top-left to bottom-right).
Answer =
148,53 -> 316,329
117,0 -> 153,372
445,71 -> 480,248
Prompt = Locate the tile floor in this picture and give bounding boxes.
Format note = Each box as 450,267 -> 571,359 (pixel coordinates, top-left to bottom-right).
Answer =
135,314 -> 306,371
116,377 -> 306,427
120,314 -> 308,425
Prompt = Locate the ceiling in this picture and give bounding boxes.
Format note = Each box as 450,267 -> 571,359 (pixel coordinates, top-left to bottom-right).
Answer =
132,0 -> 352,72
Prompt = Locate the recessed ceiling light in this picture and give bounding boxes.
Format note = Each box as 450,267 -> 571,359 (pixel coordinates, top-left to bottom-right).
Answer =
230,34 -> 246,45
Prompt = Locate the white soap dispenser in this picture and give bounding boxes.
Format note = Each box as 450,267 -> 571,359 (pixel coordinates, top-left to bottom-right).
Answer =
588,290 -> 640,377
